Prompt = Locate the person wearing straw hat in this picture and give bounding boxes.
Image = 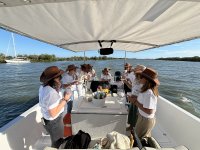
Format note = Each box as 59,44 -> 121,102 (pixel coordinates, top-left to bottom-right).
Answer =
127,65 -> 146,131
128,68 -> 160,139
75,64 -> 89,97
86,64 -> 96,81
39,66 -> 71,148
61,64 -> 78,113
100,68 -> 113,82
122,63 -> 135,95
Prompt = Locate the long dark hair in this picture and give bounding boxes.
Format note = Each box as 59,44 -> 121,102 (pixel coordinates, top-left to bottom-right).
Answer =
43,75 -> 62,90
141,77 -> 159,97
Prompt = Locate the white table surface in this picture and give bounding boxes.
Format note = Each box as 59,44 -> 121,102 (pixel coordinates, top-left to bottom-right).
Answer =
71,93 -> 128,138
72,93 -> 127,115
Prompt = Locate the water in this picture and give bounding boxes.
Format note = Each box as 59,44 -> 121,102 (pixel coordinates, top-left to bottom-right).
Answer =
0,59 -> 200,128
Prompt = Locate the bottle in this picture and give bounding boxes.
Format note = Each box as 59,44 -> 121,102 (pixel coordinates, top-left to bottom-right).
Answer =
97,92 -> 100,99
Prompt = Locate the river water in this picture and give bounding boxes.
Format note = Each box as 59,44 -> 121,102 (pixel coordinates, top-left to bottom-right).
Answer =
0,59 -> 200,128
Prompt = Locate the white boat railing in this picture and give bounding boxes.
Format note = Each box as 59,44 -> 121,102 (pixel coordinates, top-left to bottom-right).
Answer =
0,104 -> 45,150
157,96 -> 200,150
0,96 -> 200,150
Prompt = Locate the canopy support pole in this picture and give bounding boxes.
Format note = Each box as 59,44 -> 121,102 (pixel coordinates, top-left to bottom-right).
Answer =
84,51 -> 86,64
124,51 -> 127,65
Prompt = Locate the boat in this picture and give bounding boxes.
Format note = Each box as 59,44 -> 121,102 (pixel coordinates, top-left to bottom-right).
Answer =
5,57 -> 30,63
0,0 -> 200,150
5,33 -> 30,63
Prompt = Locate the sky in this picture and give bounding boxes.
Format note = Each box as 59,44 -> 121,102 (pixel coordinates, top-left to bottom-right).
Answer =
0,29 -> 200,59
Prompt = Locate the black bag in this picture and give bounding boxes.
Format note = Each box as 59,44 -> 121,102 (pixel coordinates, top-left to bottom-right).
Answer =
60,130 -> 91,149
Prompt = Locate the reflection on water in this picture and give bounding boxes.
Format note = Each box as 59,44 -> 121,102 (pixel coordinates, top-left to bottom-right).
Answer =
0,59 -> 200,127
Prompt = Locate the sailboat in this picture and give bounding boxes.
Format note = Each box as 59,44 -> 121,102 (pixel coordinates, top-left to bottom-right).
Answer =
5,33 -> 30,63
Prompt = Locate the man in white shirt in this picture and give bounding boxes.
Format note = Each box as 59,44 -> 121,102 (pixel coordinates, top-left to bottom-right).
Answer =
122,63 -> 135,101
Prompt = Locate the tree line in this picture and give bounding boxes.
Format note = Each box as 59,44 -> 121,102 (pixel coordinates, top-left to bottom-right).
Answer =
0,53 -> 120,63
156,56 -> 200,62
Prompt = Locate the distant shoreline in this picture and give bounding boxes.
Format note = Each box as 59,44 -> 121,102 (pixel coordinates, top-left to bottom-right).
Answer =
156,56 -> 200,62
0,53 -> 124,63
1,53 -> 200,63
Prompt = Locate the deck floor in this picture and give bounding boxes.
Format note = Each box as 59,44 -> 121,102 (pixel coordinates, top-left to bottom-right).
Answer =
152,122 -> 177,148
33,133 -> 51,150
33,121 -> 177,150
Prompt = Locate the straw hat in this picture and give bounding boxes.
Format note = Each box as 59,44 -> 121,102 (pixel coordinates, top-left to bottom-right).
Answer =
133,64 -> 146,74
40,66 -> 64,84
102,68 -> 111,72
66,64 -> 78,71
87,64 -> 93,70
81,64 -> 87,69
124,63 -> 132,67
141,68 -> 160,85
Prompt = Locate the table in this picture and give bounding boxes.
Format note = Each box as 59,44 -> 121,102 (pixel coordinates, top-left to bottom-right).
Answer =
71,93 -> 128,138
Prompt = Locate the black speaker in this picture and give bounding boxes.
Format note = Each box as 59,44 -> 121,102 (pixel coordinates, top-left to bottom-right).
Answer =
110,85 -> 118,93
100,48 -> 113,55
90,81 -> 100,92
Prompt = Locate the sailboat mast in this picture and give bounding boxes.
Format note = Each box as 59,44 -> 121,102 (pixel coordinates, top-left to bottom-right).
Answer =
11,33 -> 17,58
5,36 -> 11,58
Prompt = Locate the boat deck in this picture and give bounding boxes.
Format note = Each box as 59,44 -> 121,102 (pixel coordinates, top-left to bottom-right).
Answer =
33,121 -> 177,150
152,122 -> 177,148
33,133 -> 51,150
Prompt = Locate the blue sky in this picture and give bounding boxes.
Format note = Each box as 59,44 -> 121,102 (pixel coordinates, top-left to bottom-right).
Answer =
0,29 -> 200,59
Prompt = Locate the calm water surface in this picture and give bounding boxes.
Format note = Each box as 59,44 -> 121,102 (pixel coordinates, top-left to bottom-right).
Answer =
0,59 -> 200,128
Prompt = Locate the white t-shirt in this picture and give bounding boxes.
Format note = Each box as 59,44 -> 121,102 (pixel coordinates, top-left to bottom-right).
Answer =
61,72 -> 76,91
101,73 -> 113,81
137,89 -> 157,118
131,80 -> 142,96
87,69 -> 96,81
39,85 -> 64,120
76,68 -> 88,84
127,72 -> 135,84
115,81 -> 124,89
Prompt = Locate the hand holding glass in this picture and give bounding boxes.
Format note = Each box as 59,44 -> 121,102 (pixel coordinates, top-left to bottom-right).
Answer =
127,95 -> 137,104
63,89 -> 72,102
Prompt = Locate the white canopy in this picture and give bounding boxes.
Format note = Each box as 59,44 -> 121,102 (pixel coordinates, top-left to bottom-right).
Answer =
0,0 -> 200,52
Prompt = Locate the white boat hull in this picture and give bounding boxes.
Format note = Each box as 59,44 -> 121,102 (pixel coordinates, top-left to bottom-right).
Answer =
0,96 -> 200,150
5,59 -> 30,63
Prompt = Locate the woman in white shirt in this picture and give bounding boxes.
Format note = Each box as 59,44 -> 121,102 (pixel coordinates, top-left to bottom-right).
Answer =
128,68 -> 159,139
127,65 -> 146,130
87,64 -> 96,81
75,64 -> 89,97
39,66 -> 71,148
61,64 -> 78,113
